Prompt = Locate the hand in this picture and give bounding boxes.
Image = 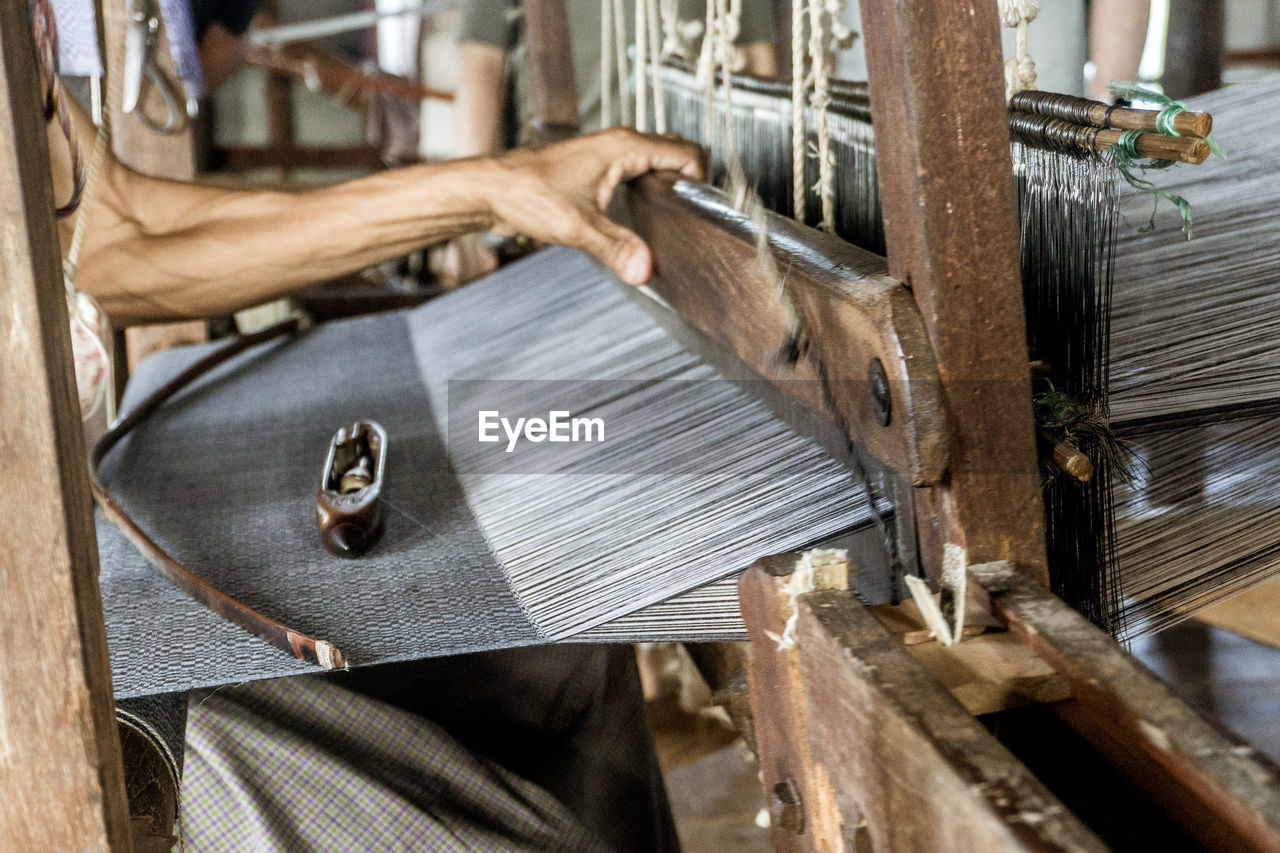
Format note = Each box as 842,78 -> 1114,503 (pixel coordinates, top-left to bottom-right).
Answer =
477,128 -> 704,285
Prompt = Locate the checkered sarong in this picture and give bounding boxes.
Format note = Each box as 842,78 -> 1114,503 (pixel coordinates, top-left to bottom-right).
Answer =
181,645 -> 680,852
182,675 -> 608,851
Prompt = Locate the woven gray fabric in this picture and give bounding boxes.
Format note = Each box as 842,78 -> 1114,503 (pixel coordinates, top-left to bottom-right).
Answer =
407,248 -> 871,640
98,247 -> 871,700
99,313 -> 538,699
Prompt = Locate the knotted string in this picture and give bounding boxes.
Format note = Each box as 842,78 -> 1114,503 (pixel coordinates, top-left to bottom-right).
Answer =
1105,84 -> 1214,241
1108,81 -> 1225,157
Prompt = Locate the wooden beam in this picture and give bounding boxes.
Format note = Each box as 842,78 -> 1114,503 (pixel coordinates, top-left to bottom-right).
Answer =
870,600 -> 1070,716
739,556 -> 1104,851
0,3 -> 132,847
101,0 -> 208,369
1164,0 -> 1224,99
520,0 -> 579,142
211,144 -> 383,173
622,174 -> 948,487
970,561 -> 1280,852
858,0 -> 1048,582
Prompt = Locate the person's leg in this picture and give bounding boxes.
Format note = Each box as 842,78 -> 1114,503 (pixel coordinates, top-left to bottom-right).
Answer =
182,675 -> 608,851
333,644 -> 681,852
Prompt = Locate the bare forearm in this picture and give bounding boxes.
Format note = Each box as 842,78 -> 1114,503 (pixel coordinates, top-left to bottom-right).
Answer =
79,160 -> 496,323
51,74 -> 700,323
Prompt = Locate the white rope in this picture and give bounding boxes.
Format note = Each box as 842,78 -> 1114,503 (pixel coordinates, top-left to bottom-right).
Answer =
790,0 -> 805,222
999,0 -> 1038,100
601,0 -> 613,126
645,0 -> 666,132
635,0 -> 649,131
807,0 -> 834,231
659,0 -> 699,60
613,0 -> 631,126
716,0 -> 736,162
698,0 -> 715,149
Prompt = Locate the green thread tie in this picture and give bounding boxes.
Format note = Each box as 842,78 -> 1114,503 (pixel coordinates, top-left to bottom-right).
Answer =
1108,81 -> 1225,157
1154,103 -> 1183,136
1105,82 -> 1222,240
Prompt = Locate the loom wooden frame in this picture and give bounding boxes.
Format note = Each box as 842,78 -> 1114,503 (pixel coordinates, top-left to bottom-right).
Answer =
0,0 -> 132,847
4,0 -> 1278,850
554,0 -> 1280,849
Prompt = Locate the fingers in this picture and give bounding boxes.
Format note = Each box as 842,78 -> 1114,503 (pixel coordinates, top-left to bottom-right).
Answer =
592,132 -> 707,210
609,127 -> 706,181
570,204 -> 652,285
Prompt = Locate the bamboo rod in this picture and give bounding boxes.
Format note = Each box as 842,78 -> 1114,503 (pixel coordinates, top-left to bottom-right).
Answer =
1010,90 -> 1213,139
1008,111 -> 1211,164
1094,127 -> 1210,164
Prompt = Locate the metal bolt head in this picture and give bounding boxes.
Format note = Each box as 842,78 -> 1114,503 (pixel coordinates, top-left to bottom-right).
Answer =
770,777 -> 805,835
868,358 -> 891,427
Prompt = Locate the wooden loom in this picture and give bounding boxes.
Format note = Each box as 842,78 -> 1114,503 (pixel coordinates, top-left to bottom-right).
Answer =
520,0 -> 1280,850
3,4 -> 1280,853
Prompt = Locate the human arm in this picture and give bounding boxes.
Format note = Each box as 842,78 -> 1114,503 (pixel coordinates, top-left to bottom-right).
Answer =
49,98 -> 702,324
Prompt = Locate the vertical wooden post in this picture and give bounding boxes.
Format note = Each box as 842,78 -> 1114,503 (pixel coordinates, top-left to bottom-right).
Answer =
100,0 -> 208,371
0,3 -> 132,849
521,0 -> 580,142
858,0 -> 1049,582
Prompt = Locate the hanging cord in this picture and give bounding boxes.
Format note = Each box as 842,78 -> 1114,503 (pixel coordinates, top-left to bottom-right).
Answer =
659,0 -> 699,59
716,0 -> 739,162
33,0 -> 87,219
34,0 -> 116,421
1106,82 -> 1223,240
634,0 -> 649,131
601,0 -> 613,126
645,0 -> 666,132
697,0 -> 716,150
790,0 -> 805,221
806,0 -> 852,232
613,0 -> 631,126
998,0 -> 1038,100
